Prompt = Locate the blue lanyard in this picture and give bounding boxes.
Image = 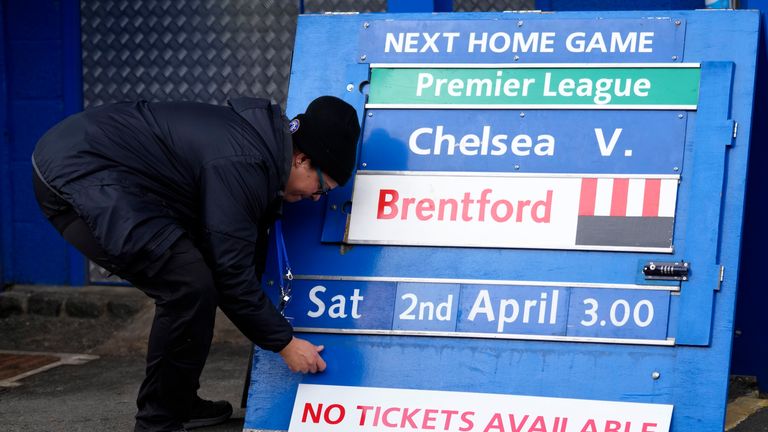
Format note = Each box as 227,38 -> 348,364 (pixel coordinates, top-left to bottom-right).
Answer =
274,220 -> 293,314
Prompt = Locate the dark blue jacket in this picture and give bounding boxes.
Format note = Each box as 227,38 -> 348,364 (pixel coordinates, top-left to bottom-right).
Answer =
32,97 -> 293,351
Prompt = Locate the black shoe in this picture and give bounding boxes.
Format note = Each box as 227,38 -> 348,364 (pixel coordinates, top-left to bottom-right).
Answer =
182,396 -> 233,429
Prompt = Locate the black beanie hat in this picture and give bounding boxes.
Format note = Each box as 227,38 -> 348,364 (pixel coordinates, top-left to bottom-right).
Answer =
290,96 -> 361,186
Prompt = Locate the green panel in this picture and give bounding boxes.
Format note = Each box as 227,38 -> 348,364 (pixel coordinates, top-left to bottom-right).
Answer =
369,66 -> 700,108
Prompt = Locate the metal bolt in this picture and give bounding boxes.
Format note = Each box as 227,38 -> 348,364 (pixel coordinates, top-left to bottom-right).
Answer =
677,113 -> 684,119
514,55 -> 520,61
331,204 -> 338,210
360,54 -> 367,61
267,280 -> 274,286
362,162 -> 368,168
367,111 -> 373,117
652,371 -> 661,380
519,112 -> 525,118
514,165 -> 520,170
675,20 -> 681,26
363,22 -> 370,29
672,55 -> 678,61
517,20 -> 523,27
346,83 -> 354,92
673,167 -> 679,172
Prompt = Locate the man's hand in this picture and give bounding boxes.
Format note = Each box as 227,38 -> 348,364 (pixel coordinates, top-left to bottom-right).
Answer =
279,337 -> 327,373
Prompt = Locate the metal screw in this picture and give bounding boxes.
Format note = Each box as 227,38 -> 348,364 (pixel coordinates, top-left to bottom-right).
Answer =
363,22 -> 370,29
514,55 -> 520,61
673,167 -> 679,172
517,20 -> 523,27
360,54 -> 367,61
677,113 -> 684,119
367,112 -> 373,117
519,112 -> 525,118
346,84 -> 354,92
267,280 -> 274,286
331,204 -> 338,210
362,162 -> 368,168
672,55 -> 678,61
514,165 -> 520,170
652,371 -> 661,380
675,20 -> 681,26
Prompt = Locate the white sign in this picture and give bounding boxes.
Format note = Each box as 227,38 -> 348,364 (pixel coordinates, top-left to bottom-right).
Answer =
289,384 -> 673,432
347,172 -> 678,252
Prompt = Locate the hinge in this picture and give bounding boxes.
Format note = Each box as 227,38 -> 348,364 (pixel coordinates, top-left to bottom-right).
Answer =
726,120 -> 737,146
717,265 -> 725,291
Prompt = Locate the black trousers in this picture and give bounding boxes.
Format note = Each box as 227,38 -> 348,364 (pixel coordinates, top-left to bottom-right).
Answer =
33,171 -> 217,432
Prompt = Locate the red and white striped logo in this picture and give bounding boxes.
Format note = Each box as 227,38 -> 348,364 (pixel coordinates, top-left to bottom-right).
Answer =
578,178 -> 677,218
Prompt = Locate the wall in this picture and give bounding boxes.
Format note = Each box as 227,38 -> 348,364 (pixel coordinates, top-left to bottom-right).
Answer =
2,0 -> 83,286
0,0 -> 7,287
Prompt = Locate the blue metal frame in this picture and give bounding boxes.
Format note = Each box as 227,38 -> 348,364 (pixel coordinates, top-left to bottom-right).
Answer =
676,61 -> 734,345
0,0 -> 8,288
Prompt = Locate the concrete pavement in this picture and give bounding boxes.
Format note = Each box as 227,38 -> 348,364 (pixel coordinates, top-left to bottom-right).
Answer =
0,344 -> 252,432
0,285 -> 255,431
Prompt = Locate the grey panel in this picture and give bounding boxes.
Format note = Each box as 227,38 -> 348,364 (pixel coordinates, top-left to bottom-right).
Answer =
82,0 -> 299,108
304,0 -> 386,13
575,216 -> 675,249
81,0 -> 303,283
454,0 -> 535,11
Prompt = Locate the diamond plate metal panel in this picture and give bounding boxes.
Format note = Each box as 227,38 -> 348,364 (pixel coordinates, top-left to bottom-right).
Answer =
304,0 -> 386,13
454,0 -> 535,11
81,0 -> 302,283
82,0 -> 299,108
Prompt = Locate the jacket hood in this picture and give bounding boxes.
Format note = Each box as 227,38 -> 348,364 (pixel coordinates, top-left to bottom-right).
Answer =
228,97 -> 292,196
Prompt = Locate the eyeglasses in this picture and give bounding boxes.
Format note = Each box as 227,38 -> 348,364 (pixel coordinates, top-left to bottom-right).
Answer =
313,167 -> 330,196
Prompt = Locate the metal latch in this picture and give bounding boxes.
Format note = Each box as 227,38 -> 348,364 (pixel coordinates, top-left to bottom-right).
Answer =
643,261 -> 690,281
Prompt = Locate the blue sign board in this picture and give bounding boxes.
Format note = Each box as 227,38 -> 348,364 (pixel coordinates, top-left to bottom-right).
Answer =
361,109 -> 686,174
284,278 -> 672,343
247,10 -> 760,432
359,19 -> 686,64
